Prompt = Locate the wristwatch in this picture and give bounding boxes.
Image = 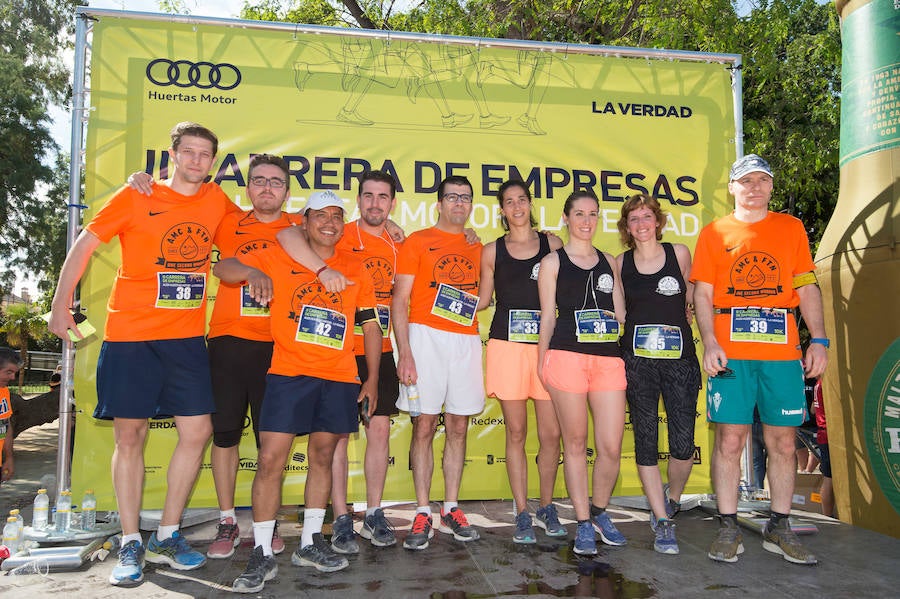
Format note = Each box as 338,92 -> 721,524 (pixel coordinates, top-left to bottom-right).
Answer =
810,337 -> 830,349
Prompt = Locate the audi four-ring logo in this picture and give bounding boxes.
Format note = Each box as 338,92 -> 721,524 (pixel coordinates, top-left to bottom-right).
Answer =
146,59 -> 242,90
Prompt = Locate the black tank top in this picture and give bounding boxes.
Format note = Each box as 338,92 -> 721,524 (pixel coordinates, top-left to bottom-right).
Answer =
489,232 -> 551,342
621,242 -> 695,358
549,247 -> 621,357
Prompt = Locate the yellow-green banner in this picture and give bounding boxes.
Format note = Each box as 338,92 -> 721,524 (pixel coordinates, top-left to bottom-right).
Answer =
72,12 -> 736,510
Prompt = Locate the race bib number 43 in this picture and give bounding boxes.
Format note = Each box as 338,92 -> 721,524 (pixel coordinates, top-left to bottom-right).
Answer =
296,305 -> 347,349
431,283 -> 478,326
730,307 -> 788,344
156,272 -> 206,309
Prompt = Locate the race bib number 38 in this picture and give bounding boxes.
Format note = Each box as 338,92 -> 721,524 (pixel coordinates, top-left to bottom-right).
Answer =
156,272 -> 206,309
575,309 -> 619,343
730,307 -> 788,344
296,305 -> 347,349
431,283 -> 478,326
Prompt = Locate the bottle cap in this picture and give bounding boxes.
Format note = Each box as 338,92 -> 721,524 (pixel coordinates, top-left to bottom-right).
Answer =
85,489 -> 94,494
0,545 -> 9,559
10,509 -> 19,516
7,516 -> 16,522
38,488 -> 47,493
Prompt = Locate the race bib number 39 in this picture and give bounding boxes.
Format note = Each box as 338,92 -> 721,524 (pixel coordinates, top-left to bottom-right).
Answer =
156,272 -> 206,309
240,284 -> 270,317
730,307 -> 788,344
508,309 -> 540,343
431,283 -> 477,326
633,324 -> 683,358
575,309 -> 619,343
296,305 -> 347,349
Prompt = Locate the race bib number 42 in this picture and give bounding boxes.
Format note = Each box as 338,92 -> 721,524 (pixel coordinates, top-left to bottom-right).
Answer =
296,305 -> 347,349
431,283 -> 478,326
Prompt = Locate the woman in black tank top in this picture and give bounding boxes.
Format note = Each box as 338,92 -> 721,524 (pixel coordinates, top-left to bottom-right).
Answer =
477,180 -> 565,542
615,193 -> 701,555
536,190 -> 628,556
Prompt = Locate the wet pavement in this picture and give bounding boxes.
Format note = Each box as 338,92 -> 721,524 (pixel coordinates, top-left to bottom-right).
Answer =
2,422 -> 899,598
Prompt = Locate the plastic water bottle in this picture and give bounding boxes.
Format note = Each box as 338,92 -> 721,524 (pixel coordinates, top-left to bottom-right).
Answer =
9,509 -> 24,545
81,489 -> 97,531
2,516 -> 19,554
32,488 -> 49,530
407,384 -> 421,417
55,490 -> 72,533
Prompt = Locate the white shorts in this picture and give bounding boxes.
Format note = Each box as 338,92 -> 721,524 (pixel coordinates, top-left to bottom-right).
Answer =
396,323 -> 485,416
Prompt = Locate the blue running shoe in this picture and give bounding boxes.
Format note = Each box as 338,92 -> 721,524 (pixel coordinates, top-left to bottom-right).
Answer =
513,510 -> 536,544
573,521 -> 597,555
654,519 -> 679,555
592,511 -> 626,546
535,503 -> 567,538
146,530 -> 207,570
109,539 -> 145,586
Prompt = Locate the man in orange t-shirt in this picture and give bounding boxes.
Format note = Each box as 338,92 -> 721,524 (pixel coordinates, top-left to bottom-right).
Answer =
216,191 -> 382,591
690,154 -> 828,566
49,122 -> 237,586
392,175 -> 485,550
277,170 -> 403,551
0,348 -> 20,484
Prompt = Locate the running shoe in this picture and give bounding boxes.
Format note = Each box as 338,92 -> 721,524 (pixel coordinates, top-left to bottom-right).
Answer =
109,540 -> 145,586
271,521 -> 285,555
440,507 -> 481,541
207,516 -> 240,559
330,513 -> 359,554
708,517 -> 744,563
592,510 -> 626,546
513,510 -> 537,544
232,545 -> 278,593
403,512 -> 434,550
360,508 -> 396,547
146,530 -> 207,570
762,518 -> 817,565
573,521 -> 597,556
291,532 -> 349,572
653,519 -> 679,555
535,503 -> 567,538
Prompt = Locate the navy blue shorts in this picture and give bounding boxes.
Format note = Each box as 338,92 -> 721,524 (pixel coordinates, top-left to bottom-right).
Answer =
259,374 -> 359,436
95,337 -> 215,420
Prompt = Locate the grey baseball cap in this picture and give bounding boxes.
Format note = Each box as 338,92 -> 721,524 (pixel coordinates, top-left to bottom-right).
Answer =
304,190 -> 345,214
729,154 -> 774,181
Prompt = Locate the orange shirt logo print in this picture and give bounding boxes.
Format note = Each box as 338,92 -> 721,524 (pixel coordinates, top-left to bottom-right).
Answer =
237,239 -> 274,256
727,251 -> 783,298
158,222 -> 213,270
288,282 -> 344,321
364,256 -> 394,301
432,254 -> 478,293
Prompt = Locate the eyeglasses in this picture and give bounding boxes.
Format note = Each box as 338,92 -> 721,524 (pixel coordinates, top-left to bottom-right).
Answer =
249,176 -> 287,189
442,193 -> 473,204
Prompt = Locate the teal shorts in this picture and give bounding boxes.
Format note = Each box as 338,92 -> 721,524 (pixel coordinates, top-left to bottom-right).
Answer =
706,359 -> 807,426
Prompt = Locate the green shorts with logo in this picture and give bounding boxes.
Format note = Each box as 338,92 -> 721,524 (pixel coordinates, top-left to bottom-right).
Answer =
706,359 -> 807,425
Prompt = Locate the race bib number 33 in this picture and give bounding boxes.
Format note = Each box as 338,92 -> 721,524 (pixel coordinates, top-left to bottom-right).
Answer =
156,272 -> 206,309
508,309 -> 540,343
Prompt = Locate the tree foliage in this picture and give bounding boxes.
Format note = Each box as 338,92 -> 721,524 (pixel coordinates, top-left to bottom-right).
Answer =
239,0 -> 840,242
0,302 -> 47,388
0,0 -> 83,296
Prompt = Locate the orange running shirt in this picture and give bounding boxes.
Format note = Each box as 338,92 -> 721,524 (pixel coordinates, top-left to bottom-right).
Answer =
690,211 -> 815,360
86,183 -> 238,342
208,211 -> 303,342
396,227 -> 481,334
337,220 -> 401,355
0,388 -> 10,469
239,245 -> 376,383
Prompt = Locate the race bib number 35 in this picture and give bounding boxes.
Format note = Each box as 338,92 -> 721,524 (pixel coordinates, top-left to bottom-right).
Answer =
633,324 -> 683,358
730,307 -> 788,344
575,309 -> 619,343
296,305 -> 347,349
431,283 -> 478,326
156,272 -> 206,309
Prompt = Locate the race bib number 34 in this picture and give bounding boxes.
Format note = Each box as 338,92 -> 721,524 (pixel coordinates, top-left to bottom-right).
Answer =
156,272 -> 206,309
575,309 -> 619,343
296,305 -> 347,349
431,283 -> 478,326
730,307 -> 788,344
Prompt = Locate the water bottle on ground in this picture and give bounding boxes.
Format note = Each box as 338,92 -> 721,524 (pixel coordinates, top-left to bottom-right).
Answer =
10,509 -> 24,544
55,490 -> 72,533
81,489 -> 97,531
32,488 -> 49,530
407,384 -> 421,417
3,516 -> 19,554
